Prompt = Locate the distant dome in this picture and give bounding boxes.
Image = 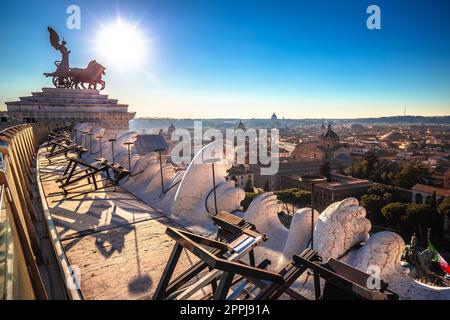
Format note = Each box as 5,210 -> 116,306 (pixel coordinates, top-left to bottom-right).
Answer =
168,122 -> 176,135
236,120 -> 246,131
351,123 -> 364,130
271,113 -> 278,121
379,131 -> 406,141
320,122 -> 326,130
319,124 -> 339,141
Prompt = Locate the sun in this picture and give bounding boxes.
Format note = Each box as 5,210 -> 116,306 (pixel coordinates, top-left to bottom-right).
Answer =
95,18 -> 148,70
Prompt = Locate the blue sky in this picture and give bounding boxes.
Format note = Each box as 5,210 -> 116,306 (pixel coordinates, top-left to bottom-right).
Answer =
0,0 -> 449,118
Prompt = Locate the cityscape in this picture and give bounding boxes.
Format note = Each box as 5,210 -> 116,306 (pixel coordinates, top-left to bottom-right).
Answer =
0,0 -> 449,307
133,115 -> 450,256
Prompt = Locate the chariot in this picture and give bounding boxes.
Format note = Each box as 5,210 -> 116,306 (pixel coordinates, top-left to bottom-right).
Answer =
44,61 -> 73,88
44,26 -> 106,90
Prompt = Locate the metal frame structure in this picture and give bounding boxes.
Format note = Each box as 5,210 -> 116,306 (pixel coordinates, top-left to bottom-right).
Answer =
56,155 -> 130,197
293,254 -> 398,300
153,211 -> 268,300
154,211 -> 398,301
39,129 -> 130,198
299,175 -> 327,249
43,129 -> 87,162
45,139 -> 87,161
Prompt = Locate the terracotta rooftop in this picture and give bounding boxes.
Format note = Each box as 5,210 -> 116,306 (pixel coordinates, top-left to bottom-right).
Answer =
411,183 -> 450,197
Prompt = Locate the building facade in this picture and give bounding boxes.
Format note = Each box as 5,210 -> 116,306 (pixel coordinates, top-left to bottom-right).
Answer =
411,183 -> 450,204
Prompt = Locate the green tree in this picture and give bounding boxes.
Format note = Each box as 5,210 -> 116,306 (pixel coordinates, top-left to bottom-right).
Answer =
427,191 -> 438,210
366,184 -> 407,203
402,204 -> 434,245
359,183 -> 413,226
393,165 -> 426,189
363,152 -> 378,172
346,161 -> 364,179
402,203 -> 431,244
360,194 -> 386,224
438,197 -> 450,232
242,192 -> 258,210
381,202 -> 406,231
378,161 -> 396,185
274,188 -> 311,208
244,178 -> 254,192
366,184 -> 394,197
345,153 -> 397,185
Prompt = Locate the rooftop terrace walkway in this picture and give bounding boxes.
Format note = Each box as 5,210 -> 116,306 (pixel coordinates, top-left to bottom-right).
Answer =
37,148 -> 198,300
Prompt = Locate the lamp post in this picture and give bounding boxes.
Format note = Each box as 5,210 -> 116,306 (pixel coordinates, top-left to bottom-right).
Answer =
81,131 -> 88,148
145,134 -> 169,195
96,135 -> 103,158
108,138 -> 117,164
204,157 -> 221,215
88,133 -> 93,154
155,149 -> 166,194
299,175 -> 326,249
124,141 -> 135,172
73,129 -> 78,144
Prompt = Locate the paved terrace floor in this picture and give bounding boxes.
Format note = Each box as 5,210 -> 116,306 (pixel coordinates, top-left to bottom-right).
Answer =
37,149 -> 198,300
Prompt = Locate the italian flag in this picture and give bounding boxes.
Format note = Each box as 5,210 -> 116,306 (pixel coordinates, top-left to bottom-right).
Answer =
428,240 -> 450,275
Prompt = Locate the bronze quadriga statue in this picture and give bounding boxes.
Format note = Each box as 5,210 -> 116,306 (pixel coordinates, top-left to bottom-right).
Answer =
43,27 -> 106,90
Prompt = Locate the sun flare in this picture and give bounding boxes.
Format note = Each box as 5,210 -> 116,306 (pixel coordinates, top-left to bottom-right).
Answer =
95,18 -> 148,70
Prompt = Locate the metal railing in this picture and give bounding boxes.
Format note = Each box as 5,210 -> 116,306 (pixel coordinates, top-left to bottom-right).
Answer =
0,123 -> 61,299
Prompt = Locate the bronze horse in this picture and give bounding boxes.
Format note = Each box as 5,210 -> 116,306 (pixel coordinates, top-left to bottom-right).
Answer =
70,60 -> 106,90
45,27 -> 107,90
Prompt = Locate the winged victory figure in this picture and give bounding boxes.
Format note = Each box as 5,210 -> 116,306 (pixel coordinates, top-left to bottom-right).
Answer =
44,26 -> 106,90
48,26 -> 71,73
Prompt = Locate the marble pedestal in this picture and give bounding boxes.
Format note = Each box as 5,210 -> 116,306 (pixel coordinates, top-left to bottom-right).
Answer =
6,88 -> 135,138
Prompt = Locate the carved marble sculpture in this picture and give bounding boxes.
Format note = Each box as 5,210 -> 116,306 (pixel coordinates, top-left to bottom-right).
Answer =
70,126 -> 450,299
243,194 -> 320,271
287,198 -> 449,300
168,141 -> 245,233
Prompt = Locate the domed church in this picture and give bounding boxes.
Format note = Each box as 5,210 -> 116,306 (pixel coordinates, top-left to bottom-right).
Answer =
271,113 -> 278,121
318,123 -> 340,149
290,124 -> 352,164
